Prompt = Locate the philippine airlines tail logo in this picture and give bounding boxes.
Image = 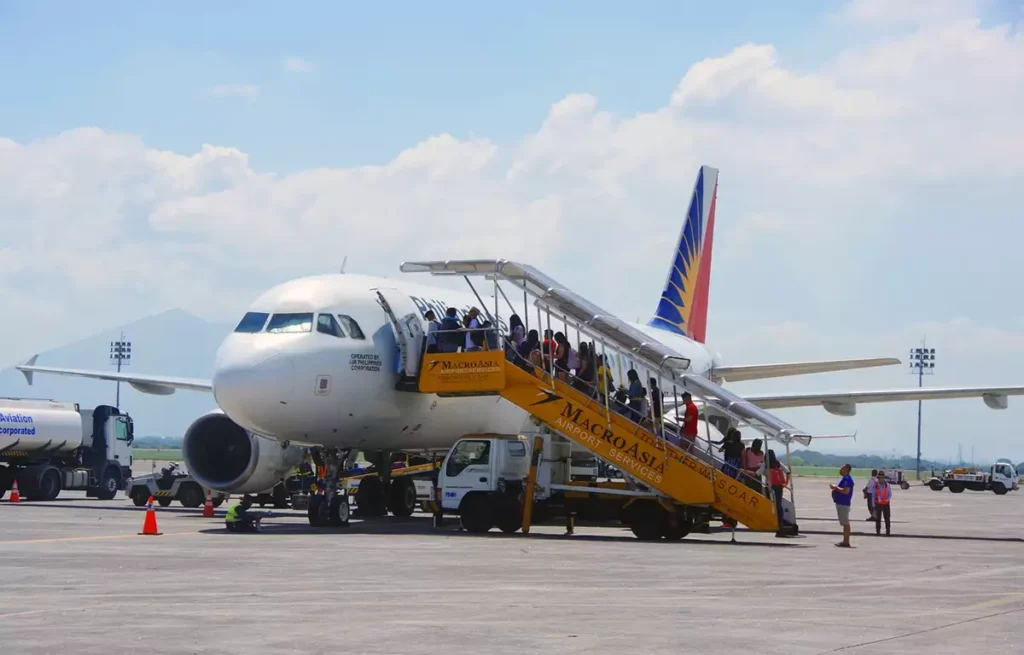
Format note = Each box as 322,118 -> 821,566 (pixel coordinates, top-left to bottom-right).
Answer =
647,165 -> 719,343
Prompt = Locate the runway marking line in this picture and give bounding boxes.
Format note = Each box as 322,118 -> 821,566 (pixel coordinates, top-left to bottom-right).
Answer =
0,531 -> 202,545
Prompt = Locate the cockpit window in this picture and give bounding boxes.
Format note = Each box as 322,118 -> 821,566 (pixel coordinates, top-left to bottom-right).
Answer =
234,312 -> 269,333
337,315 -> 365,339
266,313 -> 314,333
317,313 -> 345,338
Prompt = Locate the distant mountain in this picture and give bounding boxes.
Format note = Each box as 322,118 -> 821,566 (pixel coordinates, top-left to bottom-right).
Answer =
791,449 -> 949,470
0,309 -> 231,437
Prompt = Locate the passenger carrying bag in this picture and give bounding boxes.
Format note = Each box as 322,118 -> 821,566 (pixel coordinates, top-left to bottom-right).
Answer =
440,317 -> 462,348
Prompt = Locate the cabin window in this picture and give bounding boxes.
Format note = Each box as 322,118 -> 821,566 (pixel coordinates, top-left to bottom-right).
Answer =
337,315 -> 365,340
114,418 -> 132,442
316,314 -> 345,338
266,313 -> 314,334
445,440 -> 491,478
507,441 -> 527,458
234,312 -> 269,333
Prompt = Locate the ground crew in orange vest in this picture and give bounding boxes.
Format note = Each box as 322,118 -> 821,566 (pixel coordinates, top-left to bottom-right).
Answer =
874,471 -> 892,536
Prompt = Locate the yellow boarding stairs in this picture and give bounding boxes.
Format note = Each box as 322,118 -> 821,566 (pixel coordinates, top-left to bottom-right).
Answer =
419,351 -> 778,531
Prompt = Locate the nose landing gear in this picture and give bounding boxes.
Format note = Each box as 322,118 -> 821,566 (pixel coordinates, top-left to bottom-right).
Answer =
307,448 -> 352,528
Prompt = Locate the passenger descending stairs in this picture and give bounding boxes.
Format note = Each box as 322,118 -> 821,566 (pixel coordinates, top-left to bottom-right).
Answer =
419,352 -> 779,531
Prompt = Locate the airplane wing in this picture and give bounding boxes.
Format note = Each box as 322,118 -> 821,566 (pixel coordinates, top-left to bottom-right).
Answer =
16,355 -> 212,395
744,386 -> 1024,416
713,357 -> 900,382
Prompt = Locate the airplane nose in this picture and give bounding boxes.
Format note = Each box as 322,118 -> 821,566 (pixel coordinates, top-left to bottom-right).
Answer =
213,352 -> 295,434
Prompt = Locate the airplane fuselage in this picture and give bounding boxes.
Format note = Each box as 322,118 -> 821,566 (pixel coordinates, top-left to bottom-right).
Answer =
211,273 -> 720,452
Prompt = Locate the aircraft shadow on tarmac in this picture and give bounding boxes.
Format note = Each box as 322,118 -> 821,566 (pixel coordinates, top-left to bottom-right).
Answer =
192,517 -> 808,548
8,503 -> 1018,544
0,500 -> 211,515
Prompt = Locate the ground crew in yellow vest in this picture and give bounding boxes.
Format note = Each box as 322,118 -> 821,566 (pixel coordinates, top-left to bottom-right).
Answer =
225,495 -> 258,532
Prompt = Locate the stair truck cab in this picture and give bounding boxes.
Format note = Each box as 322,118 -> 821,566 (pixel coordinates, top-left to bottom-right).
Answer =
0,398 -> 133,501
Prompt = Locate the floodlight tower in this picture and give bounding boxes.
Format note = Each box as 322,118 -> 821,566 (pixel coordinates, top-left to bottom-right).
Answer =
109,332 -> 132,409
909,340 -> 936,479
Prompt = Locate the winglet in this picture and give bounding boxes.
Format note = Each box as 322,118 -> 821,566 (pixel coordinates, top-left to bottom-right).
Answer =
18,354 -> 39,385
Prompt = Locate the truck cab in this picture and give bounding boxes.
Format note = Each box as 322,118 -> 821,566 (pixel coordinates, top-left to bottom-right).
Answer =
990,461 -> 1019,494
439,434 -> 530,514
81,406 -> 134,497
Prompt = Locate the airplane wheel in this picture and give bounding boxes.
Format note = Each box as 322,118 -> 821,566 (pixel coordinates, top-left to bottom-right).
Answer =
307,496 -> 329,527
355,477 -> 387,517
329,495 -> 350,527
388,478 -> 416,517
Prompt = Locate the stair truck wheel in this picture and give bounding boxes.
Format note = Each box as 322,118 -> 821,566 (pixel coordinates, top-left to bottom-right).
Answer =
178,483 -> 204,508
627,501 -> 666,541
388,477 -> 417,517
662,512 -> 692,541
329,494 -> 350,527
992,482 -> 1008,495
494,496 -> 523,534
459,494 -> 494,534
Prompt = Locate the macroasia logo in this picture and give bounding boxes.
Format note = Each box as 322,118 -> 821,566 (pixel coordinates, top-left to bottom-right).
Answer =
427,359 -> 499,373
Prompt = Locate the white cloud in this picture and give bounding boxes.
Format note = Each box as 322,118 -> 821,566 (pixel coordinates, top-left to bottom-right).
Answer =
205,83 -> 260,99
2,0 -> 1024,460
283,56 -> 314,73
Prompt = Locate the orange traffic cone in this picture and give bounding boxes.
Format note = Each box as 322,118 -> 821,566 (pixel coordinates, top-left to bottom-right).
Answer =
139,496 -> 162,535
8,480 -> 20,503
202,489 -> 215,518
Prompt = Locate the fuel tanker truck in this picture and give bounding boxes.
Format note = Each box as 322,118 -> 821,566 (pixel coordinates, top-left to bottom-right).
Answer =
0,398 -> 134,501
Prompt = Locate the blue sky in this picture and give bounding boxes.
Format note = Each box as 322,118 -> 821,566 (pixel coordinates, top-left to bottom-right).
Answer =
2,0 -> 1024,461
1,0 -> 853,169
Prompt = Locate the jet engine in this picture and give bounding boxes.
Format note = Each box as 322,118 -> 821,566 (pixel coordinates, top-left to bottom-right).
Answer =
181,410 -> 305,494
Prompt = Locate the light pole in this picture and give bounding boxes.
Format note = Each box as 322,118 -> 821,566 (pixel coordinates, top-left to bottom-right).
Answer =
909,341 -> 936,479
109,333 -> 131,409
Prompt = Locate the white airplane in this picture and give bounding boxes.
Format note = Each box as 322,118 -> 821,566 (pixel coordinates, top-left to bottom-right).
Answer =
17,166 -> 1024,523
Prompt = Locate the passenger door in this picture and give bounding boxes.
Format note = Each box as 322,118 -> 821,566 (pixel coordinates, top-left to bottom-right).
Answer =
374,288 -> 425,377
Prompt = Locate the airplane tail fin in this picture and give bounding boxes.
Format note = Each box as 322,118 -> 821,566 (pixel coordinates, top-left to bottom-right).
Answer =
648,165 -> 719,343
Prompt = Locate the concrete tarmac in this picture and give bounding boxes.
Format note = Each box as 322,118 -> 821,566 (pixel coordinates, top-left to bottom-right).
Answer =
1,477 -> 1022,655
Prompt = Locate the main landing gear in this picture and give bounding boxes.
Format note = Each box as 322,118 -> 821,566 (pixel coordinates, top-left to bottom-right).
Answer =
353,451 -> 418,519
307,448 -> 352,528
